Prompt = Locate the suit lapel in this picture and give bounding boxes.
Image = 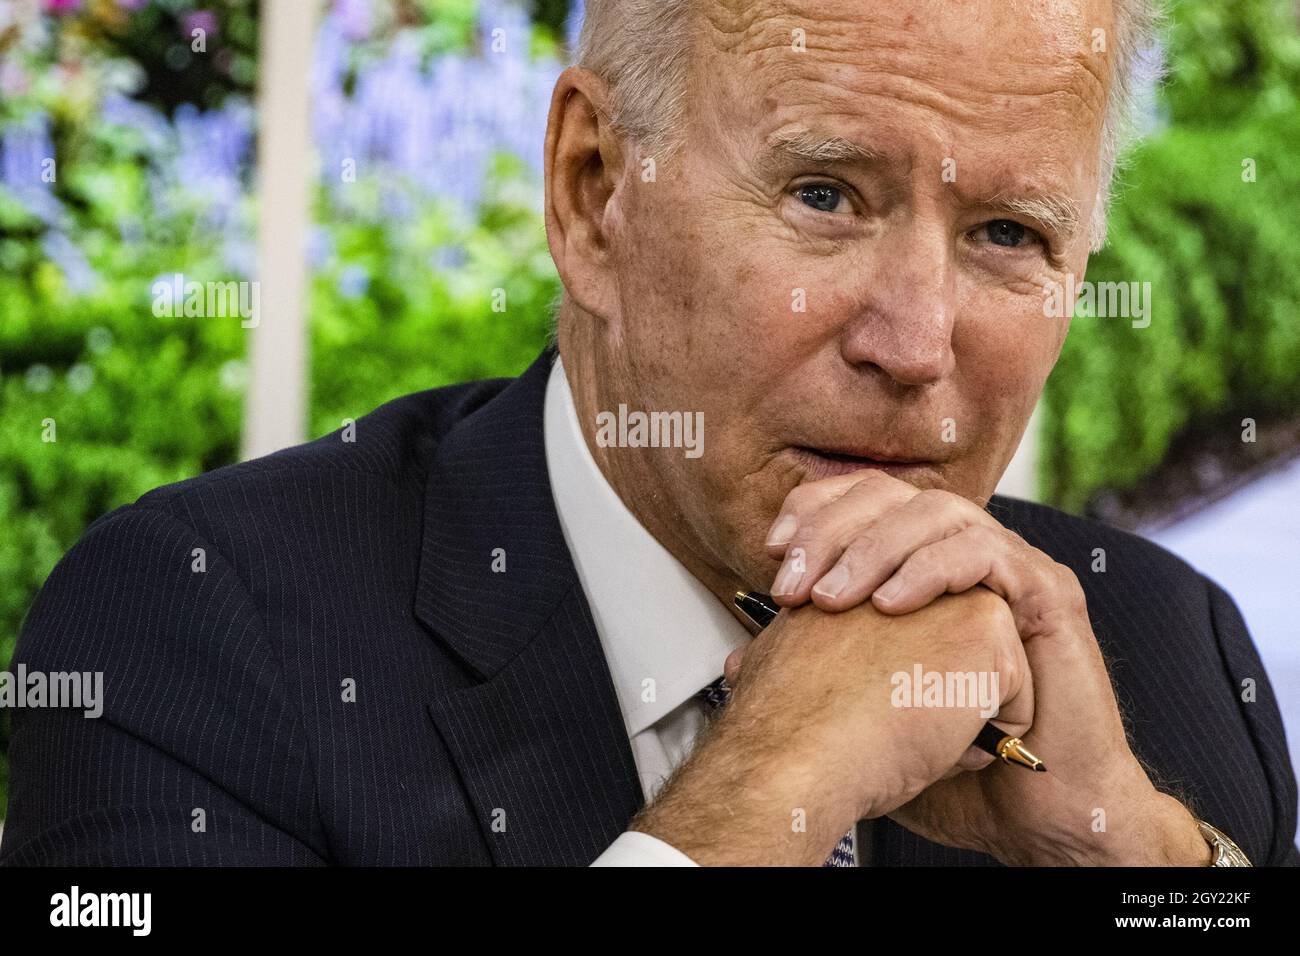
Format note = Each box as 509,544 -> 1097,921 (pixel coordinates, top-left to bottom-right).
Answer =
417,349 -> 643,865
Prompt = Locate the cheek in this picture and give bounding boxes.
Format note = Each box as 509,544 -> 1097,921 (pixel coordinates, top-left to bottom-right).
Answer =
618,167 -> 817,331
619,235 -> 825,384
952,289 -> 1060,425
957,275 -> 1062,367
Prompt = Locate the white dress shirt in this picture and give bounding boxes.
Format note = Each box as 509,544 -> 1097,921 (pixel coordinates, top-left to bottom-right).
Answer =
542,358 -> 751,866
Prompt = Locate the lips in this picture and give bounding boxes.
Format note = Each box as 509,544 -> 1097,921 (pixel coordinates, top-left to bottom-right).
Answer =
800,445 -> 927,465
790,445 -> 942,482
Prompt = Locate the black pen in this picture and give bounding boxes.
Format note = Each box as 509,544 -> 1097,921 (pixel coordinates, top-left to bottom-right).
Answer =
734,590 -> 1046,772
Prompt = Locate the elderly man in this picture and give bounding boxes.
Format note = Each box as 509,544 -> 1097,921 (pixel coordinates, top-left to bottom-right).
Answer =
2,0 -> 1295,868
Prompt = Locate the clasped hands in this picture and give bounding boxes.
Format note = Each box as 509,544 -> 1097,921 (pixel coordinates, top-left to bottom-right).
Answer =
634,470 -> 1209,867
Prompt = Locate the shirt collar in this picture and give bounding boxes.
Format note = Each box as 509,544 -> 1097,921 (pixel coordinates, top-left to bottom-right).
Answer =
543,358 -> 750,737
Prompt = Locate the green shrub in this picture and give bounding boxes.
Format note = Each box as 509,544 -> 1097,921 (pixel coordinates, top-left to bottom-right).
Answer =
1044,116 -> 1300,509
1040,1 -> 1300,510
308,155 -> 556,437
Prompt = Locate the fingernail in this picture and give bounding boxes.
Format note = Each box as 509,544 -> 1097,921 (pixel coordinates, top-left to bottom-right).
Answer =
766,514 -> 797,547
812,563 -> 851,601
874,578 -> 903,603
771,561 -> 803,597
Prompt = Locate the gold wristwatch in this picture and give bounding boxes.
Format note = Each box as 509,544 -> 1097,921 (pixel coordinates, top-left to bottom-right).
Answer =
1196,820 -> 1252,867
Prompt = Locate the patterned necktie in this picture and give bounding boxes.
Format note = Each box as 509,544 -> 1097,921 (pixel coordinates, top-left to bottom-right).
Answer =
696,677 -> 856,867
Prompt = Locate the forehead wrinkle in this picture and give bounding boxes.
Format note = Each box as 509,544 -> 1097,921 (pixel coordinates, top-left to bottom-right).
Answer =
699,0 -> 788,56
747,71 -> 1105,193
698,1 -> 1110,136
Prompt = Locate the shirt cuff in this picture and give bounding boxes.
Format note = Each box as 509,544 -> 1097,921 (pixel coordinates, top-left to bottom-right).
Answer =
590,831 -> 700,866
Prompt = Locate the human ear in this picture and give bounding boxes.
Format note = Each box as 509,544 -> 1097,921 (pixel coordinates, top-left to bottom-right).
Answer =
543,66 -> 628,321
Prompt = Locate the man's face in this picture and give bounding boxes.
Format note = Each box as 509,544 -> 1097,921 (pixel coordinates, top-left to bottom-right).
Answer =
588,0 -> 1109,587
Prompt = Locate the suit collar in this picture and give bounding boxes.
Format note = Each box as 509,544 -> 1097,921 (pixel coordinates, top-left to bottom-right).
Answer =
414,346 -> 577,679
416,347 -> 643,864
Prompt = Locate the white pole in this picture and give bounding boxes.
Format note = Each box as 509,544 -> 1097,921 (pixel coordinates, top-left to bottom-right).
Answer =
996,403 -> 1041,502
243,0 -> 320,459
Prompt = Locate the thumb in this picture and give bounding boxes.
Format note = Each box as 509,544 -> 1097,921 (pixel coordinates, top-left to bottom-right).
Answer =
723,646 -> 748,685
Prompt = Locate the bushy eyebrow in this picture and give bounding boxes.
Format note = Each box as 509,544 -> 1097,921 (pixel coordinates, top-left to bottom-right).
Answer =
985,191 -> 1081,243
763,126 -> 885,165
760,125 -> 1081,242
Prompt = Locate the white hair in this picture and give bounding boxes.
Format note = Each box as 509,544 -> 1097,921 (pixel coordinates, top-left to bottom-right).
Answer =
576,0 -> 1164,252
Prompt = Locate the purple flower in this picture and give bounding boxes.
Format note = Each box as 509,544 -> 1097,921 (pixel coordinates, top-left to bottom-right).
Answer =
430,245 -> 467,272
182,10 -> 219,41
337,264 -> 370,299
1,112 -> 65,225
43,0 -> 83,14
0,62 -> 29,98
42,231 -> 97,295
307,0 -> 566,226
308,226 -> 335,269
335,0 -> 372,42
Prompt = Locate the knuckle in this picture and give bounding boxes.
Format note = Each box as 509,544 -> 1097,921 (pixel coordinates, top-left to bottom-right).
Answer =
964,581 -> 1007,612
844,469 -> 904,503
1051,561 -> 1088,610
934,589 -> 1010,653
967,588 -> 1017,635
919,487 -> 958,509
997,526 -> 1029,548
997,642 -> 1026,697
904,545 -> 944,582
786,521 -> 825,557
963,599 -> 1022,675
917,488 -> 970,530
914,488 -> 949,510
843,530 -> 880,563
782,483 -> 817,514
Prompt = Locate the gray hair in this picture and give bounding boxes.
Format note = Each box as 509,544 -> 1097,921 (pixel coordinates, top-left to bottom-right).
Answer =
576,0 -> 1164,252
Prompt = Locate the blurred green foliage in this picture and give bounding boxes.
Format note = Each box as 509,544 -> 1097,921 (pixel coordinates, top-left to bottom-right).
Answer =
1041,0 -> 1300,510
309,155 -> 557,437
70,0 -> 262,113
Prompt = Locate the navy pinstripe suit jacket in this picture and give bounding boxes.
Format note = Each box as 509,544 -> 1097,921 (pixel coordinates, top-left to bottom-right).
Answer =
3,348 -> 1297,866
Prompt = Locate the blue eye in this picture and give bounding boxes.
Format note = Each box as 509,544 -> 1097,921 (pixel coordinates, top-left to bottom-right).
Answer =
796,184 -> 846,213
983,220 -> 1030,247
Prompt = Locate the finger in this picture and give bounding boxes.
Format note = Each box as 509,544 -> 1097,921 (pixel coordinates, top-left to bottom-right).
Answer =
803,489 -> 995,611
770,472 -> 917,605
723,646 -> 747,685
987,638 -> 1035,744
868,525 -> 1007,615
938,745 -> 997,781
764,470 -> 911,559
956,744 -> 997,773
872,527 -> 1081,642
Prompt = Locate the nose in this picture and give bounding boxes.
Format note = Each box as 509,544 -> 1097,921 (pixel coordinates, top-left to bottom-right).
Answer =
838,221 -> 957,387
